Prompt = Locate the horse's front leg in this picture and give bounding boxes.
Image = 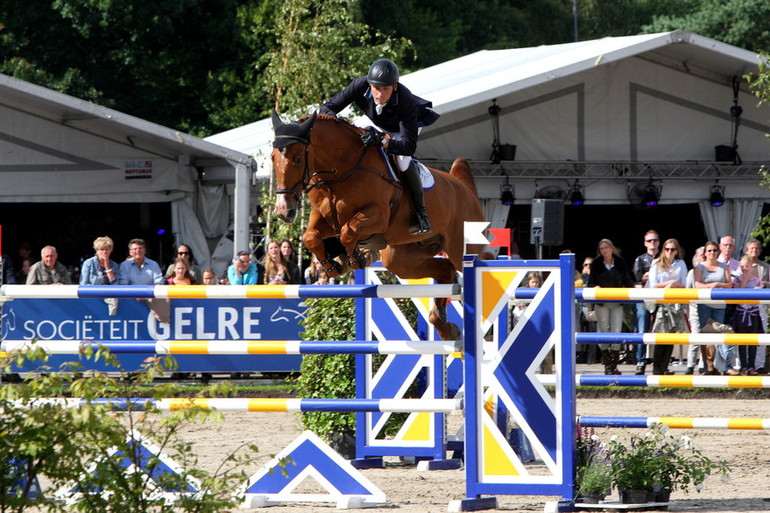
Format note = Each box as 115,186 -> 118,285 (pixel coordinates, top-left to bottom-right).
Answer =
303,211 -> 349,278
339,206 -> 388,270
383,246 -> 461,341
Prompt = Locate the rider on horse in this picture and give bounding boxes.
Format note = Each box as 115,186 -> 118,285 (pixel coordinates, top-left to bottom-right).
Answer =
320,59 -> 439,235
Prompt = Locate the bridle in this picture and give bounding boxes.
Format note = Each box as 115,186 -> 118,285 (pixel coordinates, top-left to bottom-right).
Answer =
273,121 -> 396,201
274,135 -> 311,202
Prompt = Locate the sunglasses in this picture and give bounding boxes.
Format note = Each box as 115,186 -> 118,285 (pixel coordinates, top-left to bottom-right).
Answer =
663,247 -> 677,251
178,251 -> 190,255
645,239 -> 659,243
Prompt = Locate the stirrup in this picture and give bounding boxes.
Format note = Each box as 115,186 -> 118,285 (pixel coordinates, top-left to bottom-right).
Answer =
409,215 -> 431,235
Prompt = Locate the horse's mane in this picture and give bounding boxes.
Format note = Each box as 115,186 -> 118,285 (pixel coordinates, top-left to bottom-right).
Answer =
298,113 -> 365,137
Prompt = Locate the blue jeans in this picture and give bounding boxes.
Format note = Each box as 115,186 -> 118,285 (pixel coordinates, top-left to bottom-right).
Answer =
697,304 -> 726,328
635,302 -> 650,362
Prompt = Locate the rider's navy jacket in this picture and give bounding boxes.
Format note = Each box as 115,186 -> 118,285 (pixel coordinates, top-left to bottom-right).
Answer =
320,76 -> 439,157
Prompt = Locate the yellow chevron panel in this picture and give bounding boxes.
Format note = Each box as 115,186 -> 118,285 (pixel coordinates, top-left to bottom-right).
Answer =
481,271 -> 519,324
398,412 -> 431,442
483,422 -> 520,476
404,277 -> 433,313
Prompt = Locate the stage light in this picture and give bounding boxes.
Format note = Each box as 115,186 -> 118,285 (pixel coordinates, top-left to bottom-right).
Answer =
567,181 -> 585,205
642,183 -> 660,207
627,178 -> 662,209
500,175 -> 514,205
710,181 -> 725,207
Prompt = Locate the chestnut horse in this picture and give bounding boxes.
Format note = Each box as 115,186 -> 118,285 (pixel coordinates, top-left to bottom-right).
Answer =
270,111 -> 485,340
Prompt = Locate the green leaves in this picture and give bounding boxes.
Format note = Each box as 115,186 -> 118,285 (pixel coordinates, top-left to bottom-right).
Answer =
264,0 -> 410,115
296,297 -> 356,440
605,424 -> 730,494
0,345 -> 259,512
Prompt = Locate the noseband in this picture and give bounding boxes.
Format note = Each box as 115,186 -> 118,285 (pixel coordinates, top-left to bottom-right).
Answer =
274,135 -> 311,200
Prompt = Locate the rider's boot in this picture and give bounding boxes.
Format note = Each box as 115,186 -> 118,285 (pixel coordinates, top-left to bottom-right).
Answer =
401,161 -> 431,235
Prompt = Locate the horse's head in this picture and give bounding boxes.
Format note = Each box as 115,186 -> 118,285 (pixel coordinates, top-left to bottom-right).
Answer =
271,110 -> 317,223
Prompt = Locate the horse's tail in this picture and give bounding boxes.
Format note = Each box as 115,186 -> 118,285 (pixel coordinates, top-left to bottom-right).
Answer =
448,158 -> 479,197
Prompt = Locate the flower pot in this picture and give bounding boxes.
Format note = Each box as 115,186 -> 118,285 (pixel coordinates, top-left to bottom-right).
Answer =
329,430 -> 356,460
619,488 -> 653,504
577,493 -> 606,504
653,487 -> 671,502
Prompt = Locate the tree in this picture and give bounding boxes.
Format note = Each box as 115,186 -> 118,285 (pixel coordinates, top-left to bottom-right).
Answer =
643,0 -> 770,52
0,0 -> 244,135
747,52 -> 770,243
203,1 -> 279,129
262,0 -> 411,116
578,0 -> 691,41
358,0 -> 572,69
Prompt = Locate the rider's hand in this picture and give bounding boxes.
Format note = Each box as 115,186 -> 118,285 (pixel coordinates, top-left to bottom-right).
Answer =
361,128 -> 385,147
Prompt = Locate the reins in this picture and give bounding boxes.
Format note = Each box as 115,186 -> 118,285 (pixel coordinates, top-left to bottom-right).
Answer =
281,116 -> 399,196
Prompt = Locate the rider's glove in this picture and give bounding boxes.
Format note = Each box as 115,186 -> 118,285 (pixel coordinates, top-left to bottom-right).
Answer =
361,128 -> 385,147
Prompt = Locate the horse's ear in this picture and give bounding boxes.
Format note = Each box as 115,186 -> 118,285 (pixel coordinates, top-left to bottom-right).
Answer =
271,109 -> 284,130
299,111 -> 317,134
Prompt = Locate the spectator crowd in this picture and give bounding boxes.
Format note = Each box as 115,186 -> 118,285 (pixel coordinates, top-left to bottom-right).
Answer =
576,230 -> 770,376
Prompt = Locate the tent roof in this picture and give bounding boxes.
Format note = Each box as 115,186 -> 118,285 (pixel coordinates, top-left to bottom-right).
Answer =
0,73 -> 252,168
403,30 -> 760,113
206,30 -> 764,175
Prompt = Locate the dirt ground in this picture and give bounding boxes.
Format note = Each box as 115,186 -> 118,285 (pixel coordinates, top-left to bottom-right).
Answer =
177,395 -> 770,513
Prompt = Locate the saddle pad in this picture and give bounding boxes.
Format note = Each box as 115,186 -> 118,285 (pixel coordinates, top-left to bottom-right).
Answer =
416,161 -> 435,190
378,148 -> 435,190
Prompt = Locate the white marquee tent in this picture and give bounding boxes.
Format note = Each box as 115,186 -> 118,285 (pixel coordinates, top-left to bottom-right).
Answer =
207,30 -> 770,254
0,73 -> 256,272
2,30 -> 768,271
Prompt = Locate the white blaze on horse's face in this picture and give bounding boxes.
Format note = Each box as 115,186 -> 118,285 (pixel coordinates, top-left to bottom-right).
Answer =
272,146 -> 303,223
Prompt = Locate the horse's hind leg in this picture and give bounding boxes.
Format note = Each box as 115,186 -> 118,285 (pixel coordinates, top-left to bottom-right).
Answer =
430,298 -> 461,341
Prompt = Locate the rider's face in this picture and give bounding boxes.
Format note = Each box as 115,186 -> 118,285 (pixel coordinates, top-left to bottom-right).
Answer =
370,84 -> 395,105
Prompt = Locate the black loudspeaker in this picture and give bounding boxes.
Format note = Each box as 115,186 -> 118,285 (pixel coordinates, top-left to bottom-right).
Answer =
498,144 -> 517,161
530,199 -> 564,246
714,145 -> 735,162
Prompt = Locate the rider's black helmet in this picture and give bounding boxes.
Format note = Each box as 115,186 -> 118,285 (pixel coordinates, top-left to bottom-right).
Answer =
367,59 -> 399,87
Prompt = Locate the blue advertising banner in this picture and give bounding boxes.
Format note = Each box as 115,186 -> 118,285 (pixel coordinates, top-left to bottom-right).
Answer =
1,297 -> 306,374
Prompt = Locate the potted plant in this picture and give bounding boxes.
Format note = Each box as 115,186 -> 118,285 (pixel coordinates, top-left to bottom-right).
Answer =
607,424 -> 730,504
575,425 -> 612,503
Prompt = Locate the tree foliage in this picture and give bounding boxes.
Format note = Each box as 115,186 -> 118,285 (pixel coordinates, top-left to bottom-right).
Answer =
0,346 -> 257,512
2,0 -> 763,134
643,0 -> 770,52
263,0 -> 411,116
0,0 -> 244,135
357,0 -> 572,69
747,52 -> 770,244
577,0 -> 691,40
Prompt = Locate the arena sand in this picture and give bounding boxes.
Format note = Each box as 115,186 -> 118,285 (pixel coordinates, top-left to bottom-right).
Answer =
176,397 -> 770,512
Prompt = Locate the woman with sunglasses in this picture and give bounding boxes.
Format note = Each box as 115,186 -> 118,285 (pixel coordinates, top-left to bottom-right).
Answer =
647,238 -> 688,375
695,240 -> 735,375
165,244 -> 202,283
586,239 -> 635,374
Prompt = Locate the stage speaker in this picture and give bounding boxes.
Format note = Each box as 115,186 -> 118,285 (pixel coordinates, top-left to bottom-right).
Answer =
530,198 -> 564,246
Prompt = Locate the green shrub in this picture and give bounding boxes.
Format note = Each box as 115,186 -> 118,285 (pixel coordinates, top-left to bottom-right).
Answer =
0,344 -> 258,512
297,297 -> 356,440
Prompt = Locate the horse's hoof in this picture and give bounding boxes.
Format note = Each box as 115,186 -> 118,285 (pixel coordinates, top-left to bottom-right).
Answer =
348,249 -> 368,270
331,256 -> 350,277
365,249 -> 380,266
321,258 -> 343,277
444,323 -> 461,341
